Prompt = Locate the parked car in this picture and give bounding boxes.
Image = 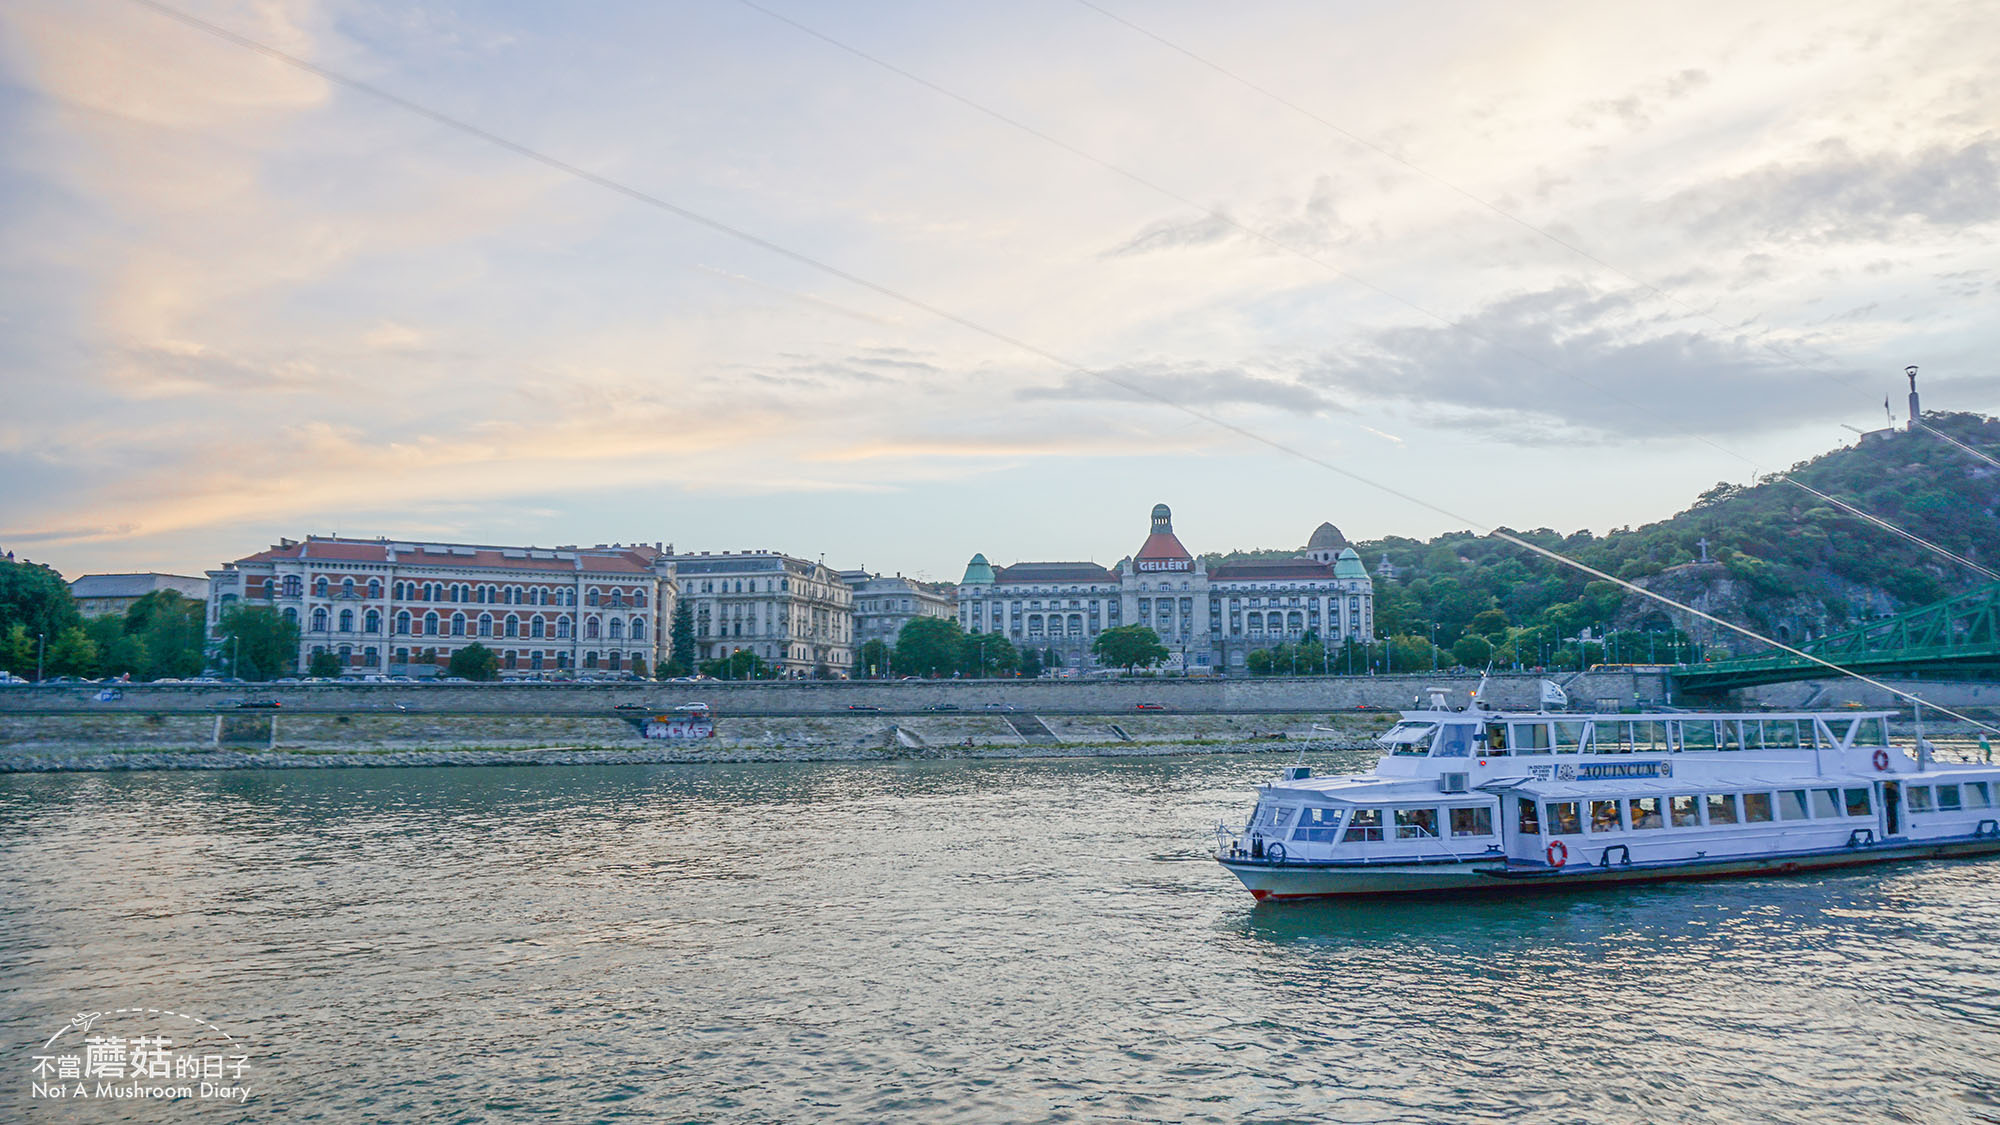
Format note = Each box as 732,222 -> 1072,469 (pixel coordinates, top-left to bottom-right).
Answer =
925,703 -> 961,712
983,702 -> 1016,711
846,703 -> 883,712
613,702 -> 648,712
1134,702 -> 1167,711
235,700 -> 282,709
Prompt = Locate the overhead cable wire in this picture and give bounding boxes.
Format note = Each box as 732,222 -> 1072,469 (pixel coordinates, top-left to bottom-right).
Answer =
1914,420 -> 2000,472
120,0 -> 2000,736
736,0 -> 1999,586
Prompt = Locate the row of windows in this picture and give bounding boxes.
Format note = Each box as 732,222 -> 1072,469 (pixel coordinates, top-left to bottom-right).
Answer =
276,574 -> 648,607
1907,782 -> 1996,813
1454,717 -> 1892,756
379,611 -> 645,639
1523,789 -> 1875,836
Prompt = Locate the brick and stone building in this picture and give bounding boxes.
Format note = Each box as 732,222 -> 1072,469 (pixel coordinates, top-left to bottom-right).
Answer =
70,573 -> 208,618
207,537 -> 678,678
666,549 -> 853,678
958,503 -> 1372,674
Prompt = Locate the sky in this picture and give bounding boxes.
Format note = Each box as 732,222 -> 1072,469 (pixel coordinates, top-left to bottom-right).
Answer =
3,0 -> 1998,585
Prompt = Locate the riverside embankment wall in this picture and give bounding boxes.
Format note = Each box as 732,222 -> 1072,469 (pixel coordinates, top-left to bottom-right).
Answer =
0,670 -> 1666,716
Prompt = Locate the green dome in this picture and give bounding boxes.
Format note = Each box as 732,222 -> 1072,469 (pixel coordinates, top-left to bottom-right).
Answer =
1332,547 -> 1369,579
961,553 -> 995,584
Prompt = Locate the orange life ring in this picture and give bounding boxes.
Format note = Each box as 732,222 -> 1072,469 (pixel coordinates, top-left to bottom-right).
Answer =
1872,748 -> 1890,772
1546,839 -> 1568,868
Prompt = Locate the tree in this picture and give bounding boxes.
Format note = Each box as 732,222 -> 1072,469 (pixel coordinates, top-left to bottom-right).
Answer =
128,591 -> 206,680
308,650 -> 344,679
1019,648 -> 1043,679
45,626 -> 98,677
0,557 -> 81,643
629,653 -> 647,679
448,642 -> 500,681
894,617 -> 964,677
1,623 -> 35,677
1452,634 -> 1493,669
87,616 -> 149,679
957,631 -> 1016,677
855,639 -> 890,678
1093,625 -> 1168,672
216,605 -> 301,681
700,650 -> 769,679
663,601 -> 697,676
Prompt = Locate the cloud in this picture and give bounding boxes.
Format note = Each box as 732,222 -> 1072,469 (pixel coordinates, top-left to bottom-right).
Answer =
1674,134 -> 2000,244
1304,285 -> 1875,441
1016,362 -> 1345,416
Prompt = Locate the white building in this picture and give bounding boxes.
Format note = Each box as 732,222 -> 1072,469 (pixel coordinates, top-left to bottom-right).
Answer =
666,549 -> 853,678
207,537 -> 678,678
70,573 -> 208,619
840,569 -> 958,670
958,504 -> 1372,674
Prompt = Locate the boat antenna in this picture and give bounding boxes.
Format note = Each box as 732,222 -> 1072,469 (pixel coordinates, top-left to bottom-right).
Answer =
1914,700 -> 1930,772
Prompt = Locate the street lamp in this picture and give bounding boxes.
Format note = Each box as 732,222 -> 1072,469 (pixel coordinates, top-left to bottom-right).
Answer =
36,631 -> 45,682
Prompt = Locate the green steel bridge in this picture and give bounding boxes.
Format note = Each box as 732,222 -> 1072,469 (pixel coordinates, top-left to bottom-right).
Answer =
1673,580 -> 2000,693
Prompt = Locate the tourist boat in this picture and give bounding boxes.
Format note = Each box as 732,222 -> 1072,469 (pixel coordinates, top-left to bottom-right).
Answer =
1216,690 -> 2000,899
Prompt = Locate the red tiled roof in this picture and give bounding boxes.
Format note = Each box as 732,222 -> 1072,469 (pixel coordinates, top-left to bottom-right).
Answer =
1133,531 -> 1192,562
229,537 -> 656,576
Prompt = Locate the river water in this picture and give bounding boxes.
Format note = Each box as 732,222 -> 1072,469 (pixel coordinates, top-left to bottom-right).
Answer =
3,752 -> 1998,1123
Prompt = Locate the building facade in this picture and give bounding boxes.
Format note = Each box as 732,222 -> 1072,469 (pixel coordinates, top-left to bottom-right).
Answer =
70,573 -> 208,618
667,550 -> 853,678
958,504 -> 1372,674
841,570 -> 957,667
206,537 -> 678,678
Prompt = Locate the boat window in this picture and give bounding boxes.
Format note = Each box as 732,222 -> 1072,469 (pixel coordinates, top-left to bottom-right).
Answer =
1252,803 -> 1298,830
1381,722 -> 1439,756
1822,718 -> 1856,747
1589,800 -> 1622,832
1778,790 -> 1811,821
1762,720 -> 1801,749
1844,788 -> 1873,817
1545,801 -> 1582,835
1343,808 -> 1384,842
1937,784 -> 1962,811
1628,797 -> 1664,830
1739,722 -> 1763,750
1434,724 -> 1475,758
1967,782 -> 1993,809
1553,722 -> 1588,754
1853,718 -> 1890,747
1486,723 -> 1509,754
1631,721 -> 1666,754
1907,787 -> 1933,812
1706,793 -> 1739,825
1679,722 -> 1716,752
1510,724 -> 1552,753
1517,798 -> 1541,836
1293,807 -> 1346,842
1670,795 -> 1701,827
1718,722 -> 1743,751
1394,807 -> 1440,840
1810,789 -> 1842,818
1599,723 -> 1631,754
1743,792 -> 1775,822
1449,807 -> 1495,837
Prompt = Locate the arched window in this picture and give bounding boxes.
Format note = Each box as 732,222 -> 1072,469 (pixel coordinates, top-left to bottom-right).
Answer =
283,575 -> 302,597
530,617 -> 545,639
584,651 -> 599,669
338,609 -> 354,632
451,613 -> 467,636
478,613 -> 494,637
367,579 -> 382,599
504,650 -> 518,670
396,611 -> 411,635
340,577 -> 355,597
505,614 -> 519,638
586,588 -> 600,607
630,616 -> 646,638
557,617 -> 572,639
608,618 -> 624,640
314,577 -> 329,597
337,644 -> 352,664
312,607 -> 329,632
363,646 -> 378,667
364,610 -> 381,633
422,583 -> 435,602
608,651 -> 623,671
635,590 -> 648,607
424,612 -> 440,636
282,607 -> 299,625
564,589 -> 576,606
585,617 -> 601,640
